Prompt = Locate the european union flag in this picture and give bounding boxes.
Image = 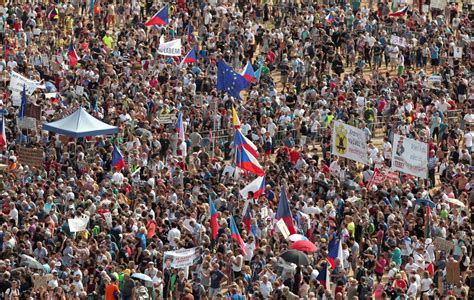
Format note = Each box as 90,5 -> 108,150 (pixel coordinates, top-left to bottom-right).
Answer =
216,60 -> 250,100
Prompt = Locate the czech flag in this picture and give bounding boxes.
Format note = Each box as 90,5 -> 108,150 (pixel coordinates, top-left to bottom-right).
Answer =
325,13 -> 335,24
112,144 -> 126,171
175,112 -> 185,141
233,129 -> 258,158
229,215 -> 247,255
144,4 -> 169,27
327,239 -> 344,269
235,147 -> 265,176
232,106 -> 241,129
239,176 -> 266,200
389,6 -> 408,17
316,263 -> 330,289
254,66 -> 262,82
209,197 -> 219,240
275,186 -> 297,235
179,47 -> 197,67
241,61 -> 257,82
0,115 -> 6,150
68,40 -> 79,67
185,24 -> 195,43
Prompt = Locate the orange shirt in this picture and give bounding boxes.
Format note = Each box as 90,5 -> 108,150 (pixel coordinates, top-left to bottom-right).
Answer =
105,283 -> 120,300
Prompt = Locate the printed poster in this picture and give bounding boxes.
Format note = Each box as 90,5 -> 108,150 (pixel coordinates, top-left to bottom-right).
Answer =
68,215 -> 90,232
331,121 -> 369,164
9,71 -> 41,106
453,47 -> 463,59
391,134 -> 428,178
163,247 -> 202,269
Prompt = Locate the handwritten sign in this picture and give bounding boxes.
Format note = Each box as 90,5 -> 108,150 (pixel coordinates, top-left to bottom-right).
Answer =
33,274 -> 53,289
276,219 -> 290,239
26,103 -> 42,120
17,146 -> 44,168
433,237 -> 454,253
68,215 -> 90,232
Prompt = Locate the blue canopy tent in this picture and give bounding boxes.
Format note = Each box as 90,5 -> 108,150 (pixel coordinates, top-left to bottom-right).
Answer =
43,107 -> 118,138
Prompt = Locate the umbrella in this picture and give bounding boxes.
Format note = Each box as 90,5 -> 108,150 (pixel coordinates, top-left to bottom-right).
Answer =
19,254 -> 45,270
302,206 -> 322,215
288,234 -> 308,242
279,249 -> 311,266
131,273 -> 153,282
415,198 -> 436,209
290,240 -> 317,253
343,180 -> 361,191
444,197 -> 466,208
315,179 -> 329,190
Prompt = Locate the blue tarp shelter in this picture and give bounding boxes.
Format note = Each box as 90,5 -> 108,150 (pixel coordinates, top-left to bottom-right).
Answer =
43,107 -> 118,138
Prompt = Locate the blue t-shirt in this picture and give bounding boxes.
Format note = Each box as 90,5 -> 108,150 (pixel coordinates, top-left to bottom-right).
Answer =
430,47 -> 439,59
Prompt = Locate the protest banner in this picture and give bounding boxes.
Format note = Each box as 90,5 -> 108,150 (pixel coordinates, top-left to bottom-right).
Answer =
433,237 -> 454,253
33,274 -> 54,289
17,146 -> 44,168
157,39 -> 182,57
9,71 -> 41,106
275,219 -> 290,239
391,135 -> 428,178
430,0 -> 447,10
390,35 -> 407,48
453,47 -> 463,59
367,168 -> 386,190
68,215 -> 90,232
331,121 -> 369,164
163,247 -> 202,269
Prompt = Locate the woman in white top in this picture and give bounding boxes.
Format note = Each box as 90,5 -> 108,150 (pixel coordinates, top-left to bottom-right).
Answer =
420,271 -> 433,296
231,249 -> 244,279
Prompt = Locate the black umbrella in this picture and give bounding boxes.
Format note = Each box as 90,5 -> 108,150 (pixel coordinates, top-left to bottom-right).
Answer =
279,249 -> 311,266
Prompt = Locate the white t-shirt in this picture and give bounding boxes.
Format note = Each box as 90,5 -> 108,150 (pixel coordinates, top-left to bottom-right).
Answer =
231,254 -> 243,272
383,142 -> 392,159
259,281 -> 273,298
420,278 -> 433,292
244,241 -> 256,262
407,282 -> 418,297
464,131 -> 473,147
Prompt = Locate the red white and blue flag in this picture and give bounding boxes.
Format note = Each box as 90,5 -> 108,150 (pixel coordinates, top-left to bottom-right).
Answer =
275,186 -> 297,235
240,176 -> 266,200
327,239 -> 344,269
241,61 -> 257,82
179,47 -> 198,67
144,5 -> 169,26
230,215 -> 247,255
112,144 -> 126,171
326,13 -> 335,23
0,115 -> 6,150
68,40 -> 79,67
234,129 -> 259,159
209,196 -> 219,240
242,204 -> 252,233
175,112 -> 185,141
235,147 -> 265,176
316,263 -> 330,289
389,6 -> 408,17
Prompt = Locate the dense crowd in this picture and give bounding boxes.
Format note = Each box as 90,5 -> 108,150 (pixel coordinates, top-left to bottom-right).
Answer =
0,0 -> 472,300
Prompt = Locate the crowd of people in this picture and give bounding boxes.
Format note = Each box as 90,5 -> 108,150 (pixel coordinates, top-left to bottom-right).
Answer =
0,0 -> 472,299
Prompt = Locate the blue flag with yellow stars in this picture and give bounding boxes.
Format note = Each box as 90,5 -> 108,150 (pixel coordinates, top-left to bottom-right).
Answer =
216,60 -> 250,100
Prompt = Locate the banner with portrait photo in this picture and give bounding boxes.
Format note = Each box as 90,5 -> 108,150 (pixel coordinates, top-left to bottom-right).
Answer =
391,134 -> 428,178
331,121 -> 369,165
163,247 -> 202,269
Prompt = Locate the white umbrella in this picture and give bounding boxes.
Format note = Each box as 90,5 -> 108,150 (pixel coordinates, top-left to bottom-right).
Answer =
288,234 -> 308,242
302,206 -> 322,215
131,273 -> 153,282
444,198 -> 466,208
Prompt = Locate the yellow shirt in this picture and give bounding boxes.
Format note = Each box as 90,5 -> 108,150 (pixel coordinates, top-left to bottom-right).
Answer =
65,16 -> 74,31
103,35 -> 113,49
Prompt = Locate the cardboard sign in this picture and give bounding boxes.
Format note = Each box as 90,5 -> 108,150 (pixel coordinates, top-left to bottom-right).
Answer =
453,47 -> 462,59
276,219 -> 290,239
75,86 -> 84,96
26,103 -> 42,120
433,237 -> 454,253
17,117 -> 37,130
446,260 -> 460,284
33,274 -> 53,288
17,146 -> 44,168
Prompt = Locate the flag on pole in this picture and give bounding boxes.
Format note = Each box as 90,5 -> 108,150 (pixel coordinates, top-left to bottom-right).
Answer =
275,186 -> 297,235
144,4 -> 169,26
229,215 -> 247,255
209,197 -> 219,240
175,112 -> 185,141
316,263 -> 330,289
242,204 -> 252,233
185,24 -> 195,43
235,147 -> 265,176
327,239 -> 344,269
325,13 -> 335,23
112,144 -> 126,171
19,85 -> 27,120
68,40 -> 79,67
233,129 -> 259,158
0,115 -> 6,150
239,176 -> 266,200
216,60 -> 250,100
425,205 -> 431,238
241,61 -> 257,82
232,106 -> 241,129
179,47 -> 198,67
254,66 -> 262,82
389,6 -> 408,17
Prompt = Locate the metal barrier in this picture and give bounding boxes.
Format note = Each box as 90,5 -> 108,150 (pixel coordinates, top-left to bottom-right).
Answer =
204,109 -> 467,152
